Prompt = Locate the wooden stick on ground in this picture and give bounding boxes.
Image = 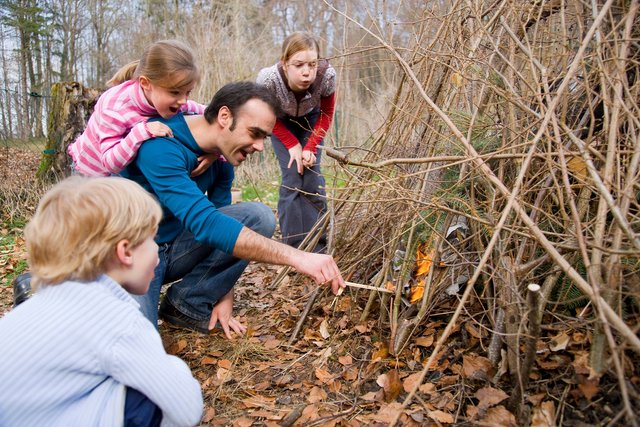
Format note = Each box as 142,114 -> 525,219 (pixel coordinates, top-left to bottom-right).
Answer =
342,281 -> 395,294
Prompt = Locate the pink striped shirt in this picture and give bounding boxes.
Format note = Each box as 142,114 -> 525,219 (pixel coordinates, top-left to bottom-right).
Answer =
67,79 -> 204,176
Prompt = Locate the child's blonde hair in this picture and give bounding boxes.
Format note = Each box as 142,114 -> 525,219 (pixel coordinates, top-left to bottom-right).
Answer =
280,32 -> 321,63
25,176 -> 162,289
106,39 -> 200,89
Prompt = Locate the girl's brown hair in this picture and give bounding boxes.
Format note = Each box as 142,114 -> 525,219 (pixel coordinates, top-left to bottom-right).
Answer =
280,32 -> 320,63
106,39 -> 200,89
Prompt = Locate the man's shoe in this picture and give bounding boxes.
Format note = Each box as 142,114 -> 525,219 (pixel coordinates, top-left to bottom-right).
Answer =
12,272 -> 32,307
159,298 -> 210,334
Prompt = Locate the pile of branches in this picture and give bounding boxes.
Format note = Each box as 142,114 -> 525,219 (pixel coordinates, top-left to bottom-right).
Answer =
315,0 -> 639,424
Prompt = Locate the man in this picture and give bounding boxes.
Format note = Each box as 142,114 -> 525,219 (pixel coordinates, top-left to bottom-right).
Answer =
121,81 -> 345,339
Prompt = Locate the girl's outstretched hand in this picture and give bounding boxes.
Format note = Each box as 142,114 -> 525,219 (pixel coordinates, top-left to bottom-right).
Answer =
287,144 -> 304,174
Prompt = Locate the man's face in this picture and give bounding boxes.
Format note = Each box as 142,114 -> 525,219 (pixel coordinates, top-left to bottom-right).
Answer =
218,99 -> 276,166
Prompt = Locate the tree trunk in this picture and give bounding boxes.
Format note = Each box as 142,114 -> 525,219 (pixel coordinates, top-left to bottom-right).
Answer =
31,29 -> 44,138
0,30 -> 12,137
37,81 -> 100,182
18,23 -> 30,139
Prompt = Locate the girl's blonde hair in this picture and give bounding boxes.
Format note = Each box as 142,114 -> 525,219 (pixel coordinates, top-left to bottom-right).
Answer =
106,39 -> 200,89
280,32 -> 321,63
25,176 -> 162,289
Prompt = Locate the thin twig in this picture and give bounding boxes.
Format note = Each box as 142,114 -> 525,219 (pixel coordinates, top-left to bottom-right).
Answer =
343,281 -> 394,294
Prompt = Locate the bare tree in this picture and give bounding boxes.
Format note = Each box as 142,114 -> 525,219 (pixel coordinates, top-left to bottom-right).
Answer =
86,0 -> 120,85
53,0 -> 87,81
0,23 -> 14,138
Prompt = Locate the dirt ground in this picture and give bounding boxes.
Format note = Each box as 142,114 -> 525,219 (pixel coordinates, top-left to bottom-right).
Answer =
0,146 -> 42,190
4,259 -> 635,426
1,147 -> 638,426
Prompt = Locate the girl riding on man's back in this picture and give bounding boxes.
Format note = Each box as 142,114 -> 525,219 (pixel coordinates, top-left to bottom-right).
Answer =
68,39 -> 207,177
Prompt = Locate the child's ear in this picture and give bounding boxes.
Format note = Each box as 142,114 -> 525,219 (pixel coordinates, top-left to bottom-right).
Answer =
115,240 -> 134,266
139,76 -> 152,91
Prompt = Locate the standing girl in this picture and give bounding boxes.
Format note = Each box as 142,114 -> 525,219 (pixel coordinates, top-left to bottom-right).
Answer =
257,32 -> 337,253
68,39 -> 208,177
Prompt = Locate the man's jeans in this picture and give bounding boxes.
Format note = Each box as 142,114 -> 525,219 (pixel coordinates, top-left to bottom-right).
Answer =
134,202 -> 276,326
271,108 -> 327,251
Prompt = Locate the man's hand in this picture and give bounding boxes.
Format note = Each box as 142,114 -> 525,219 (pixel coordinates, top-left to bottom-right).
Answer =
302,150 -> 316,168
293,252 -> 346,295
209,290 -> 247,339
232,228 -> 347,295
191,153 -> 218,177
145,121 -> 174,138
287,144 -> 304,175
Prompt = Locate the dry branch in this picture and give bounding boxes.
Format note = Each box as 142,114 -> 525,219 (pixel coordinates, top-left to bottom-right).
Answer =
319,0 -> 639,425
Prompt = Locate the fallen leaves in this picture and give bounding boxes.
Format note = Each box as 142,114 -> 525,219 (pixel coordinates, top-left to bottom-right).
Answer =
371,343 -> 389,362
0,147 -> 41,191
319,318 -> 331,339
415,335 -> 434,347
216,366 -> 232,384
462,354 -> 493,380
314,367 -> 335,385
376,369 -> 402,402
549,331 -> 571,352
231,416 -> 253,427
480,406 -> 517,427
402,372 -> 422,393
167,339 -> 188,354
577,376 -> 600,401
0,230 -> 28,287
373,402 -> 404,424
409,246 -> 435,303
307,386 -> 327,403
338,355 -> 353,366
475,386 -> 508,409
354,322 -> 373,333
201,356 -> 217,365
2,222 -> 629,427
241,394 -> 276,409
262,337 -> 281,350
531,401 -> 556,427
218,359 -> 233,369
428,409 -> 454,424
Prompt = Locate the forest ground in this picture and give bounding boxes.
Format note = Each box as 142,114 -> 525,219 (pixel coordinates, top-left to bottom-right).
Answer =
1,147 -> 636,427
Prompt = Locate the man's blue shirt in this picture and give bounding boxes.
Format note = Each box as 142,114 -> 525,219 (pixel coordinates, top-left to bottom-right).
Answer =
121,113 -> 243,253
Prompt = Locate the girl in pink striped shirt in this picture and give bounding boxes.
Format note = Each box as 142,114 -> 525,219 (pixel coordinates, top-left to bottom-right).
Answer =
68,39 -> 209,176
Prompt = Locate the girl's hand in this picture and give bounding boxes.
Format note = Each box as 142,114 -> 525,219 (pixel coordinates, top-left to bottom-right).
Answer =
191,154 -> 218,177
302,150 -> 316,168
145,121 -> 174,138
287,144 -> 304,175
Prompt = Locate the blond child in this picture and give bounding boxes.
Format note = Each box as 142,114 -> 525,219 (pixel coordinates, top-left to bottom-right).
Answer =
68,39 -> 212,177
0,176 -> 203,426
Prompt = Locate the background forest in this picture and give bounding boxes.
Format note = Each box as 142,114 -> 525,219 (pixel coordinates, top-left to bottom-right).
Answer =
0,0 -> 394,144
2,1 -> 640,426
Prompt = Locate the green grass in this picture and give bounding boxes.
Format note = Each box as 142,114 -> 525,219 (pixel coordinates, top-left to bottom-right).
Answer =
0,219 -> 29,288
239,182 -> 279,209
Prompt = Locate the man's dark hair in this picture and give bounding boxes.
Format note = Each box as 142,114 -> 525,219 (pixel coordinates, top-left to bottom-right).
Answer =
204,81 -> 281,129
